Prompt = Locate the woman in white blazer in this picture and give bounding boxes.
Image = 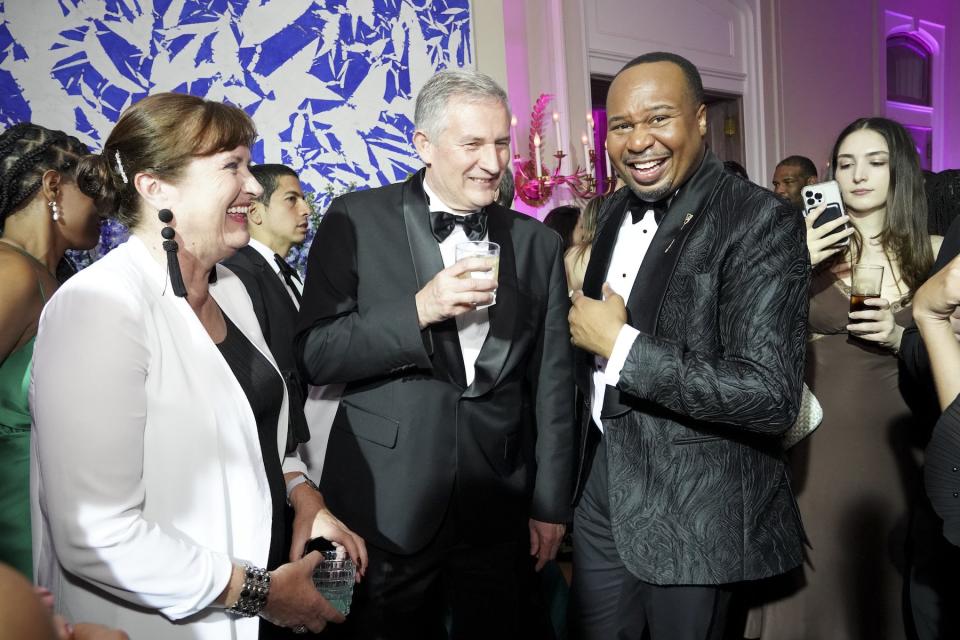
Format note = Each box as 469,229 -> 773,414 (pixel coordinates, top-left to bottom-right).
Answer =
29,93 -> 366,640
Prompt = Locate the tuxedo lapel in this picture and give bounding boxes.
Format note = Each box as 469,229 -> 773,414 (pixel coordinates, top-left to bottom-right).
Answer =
582,192 -> 630,301
402,170 -> 467,388
463,207 -> 517,399
625,150 -> 723,334
601,150 -> 724,419
241,246 -> 298,316
575,192 -> 629,394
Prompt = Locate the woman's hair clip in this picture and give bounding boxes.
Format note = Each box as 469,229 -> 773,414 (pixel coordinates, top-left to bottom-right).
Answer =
115,150 -> 129,185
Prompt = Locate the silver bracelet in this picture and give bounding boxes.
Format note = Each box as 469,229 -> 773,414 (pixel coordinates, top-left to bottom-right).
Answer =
226,564 -> 271,617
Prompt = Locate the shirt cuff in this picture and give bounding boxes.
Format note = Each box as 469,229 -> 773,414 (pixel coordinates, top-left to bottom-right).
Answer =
603,325 -> 639,386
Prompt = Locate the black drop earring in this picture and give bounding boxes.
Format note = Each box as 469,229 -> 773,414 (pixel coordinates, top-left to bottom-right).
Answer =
158,208 -> 188,298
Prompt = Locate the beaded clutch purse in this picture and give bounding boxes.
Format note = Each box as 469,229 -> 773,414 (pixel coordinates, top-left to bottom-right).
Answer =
781,383 -> 823,449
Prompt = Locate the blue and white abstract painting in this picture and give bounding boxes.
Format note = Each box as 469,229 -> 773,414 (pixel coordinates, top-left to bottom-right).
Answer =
0,0 -> 472,266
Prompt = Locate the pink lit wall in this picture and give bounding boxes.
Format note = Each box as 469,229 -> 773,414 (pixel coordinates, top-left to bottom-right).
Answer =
775,2 -> 876,178
501,0 -> 539,217
776,0 -> 960,175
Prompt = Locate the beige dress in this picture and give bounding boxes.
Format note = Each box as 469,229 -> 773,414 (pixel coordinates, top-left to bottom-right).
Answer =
755,268 -> 917,640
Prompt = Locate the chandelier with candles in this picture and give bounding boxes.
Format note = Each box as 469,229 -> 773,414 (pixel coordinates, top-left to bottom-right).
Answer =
510,93 -> 616,207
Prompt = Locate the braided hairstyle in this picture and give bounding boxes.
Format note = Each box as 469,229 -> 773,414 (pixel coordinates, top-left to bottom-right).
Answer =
0,123 -> 90,233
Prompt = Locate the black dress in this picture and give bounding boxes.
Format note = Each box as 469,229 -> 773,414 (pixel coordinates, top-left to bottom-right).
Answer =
216,314 -> 287,639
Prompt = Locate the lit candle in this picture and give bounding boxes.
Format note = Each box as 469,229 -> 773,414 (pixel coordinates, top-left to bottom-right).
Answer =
604,139 -> 612,179
581,133 -> 591,173
552,112 -> 562,154
510,115 -> 518,157
534,133 -> 542,179
586,112 -> 595,136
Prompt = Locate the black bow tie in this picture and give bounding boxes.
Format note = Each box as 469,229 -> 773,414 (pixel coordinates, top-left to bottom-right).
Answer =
430,210 -> 488,243
273,253 -> 302,304
629,193 -> 670,224
630,203 -> 669,224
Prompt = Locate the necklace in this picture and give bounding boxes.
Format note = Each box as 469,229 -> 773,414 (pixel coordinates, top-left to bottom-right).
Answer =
0,238 -> 57,278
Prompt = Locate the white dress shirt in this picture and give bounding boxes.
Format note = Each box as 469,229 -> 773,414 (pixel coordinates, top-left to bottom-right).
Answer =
423,181 -> 489,387
591,208 -> 658,430
246,237 -> 303,306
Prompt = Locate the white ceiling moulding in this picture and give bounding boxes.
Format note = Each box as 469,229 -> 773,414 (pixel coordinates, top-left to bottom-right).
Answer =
583,0 -> 769,183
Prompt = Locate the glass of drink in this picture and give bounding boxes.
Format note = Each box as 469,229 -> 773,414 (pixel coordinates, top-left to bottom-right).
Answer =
850,264 -> 884,323
455,240 -> 499,309
312,547 -> 355,615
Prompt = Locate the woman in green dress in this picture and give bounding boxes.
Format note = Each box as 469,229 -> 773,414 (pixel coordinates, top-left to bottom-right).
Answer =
0,123 -> 102,578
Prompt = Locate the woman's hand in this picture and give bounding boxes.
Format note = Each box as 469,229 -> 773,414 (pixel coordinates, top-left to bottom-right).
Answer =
805,204 -> 854,266
848,297 -> 903,352
260,552 -> 344,633
288,480 -> 367,578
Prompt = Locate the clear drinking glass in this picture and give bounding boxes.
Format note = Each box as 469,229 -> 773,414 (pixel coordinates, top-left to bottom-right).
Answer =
849,264 -> 884,322
455,240 -> 500,309
312,548 -> 355,615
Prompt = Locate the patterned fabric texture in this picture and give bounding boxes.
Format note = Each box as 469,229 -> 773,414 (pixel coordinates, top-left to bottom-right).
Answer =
597,158 -> 810,585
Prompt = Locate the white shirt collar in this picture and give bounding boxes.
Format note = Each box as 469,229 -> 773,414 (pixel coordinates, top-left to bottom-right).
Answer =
422,179 -> 478,216
246,237 -> 281,275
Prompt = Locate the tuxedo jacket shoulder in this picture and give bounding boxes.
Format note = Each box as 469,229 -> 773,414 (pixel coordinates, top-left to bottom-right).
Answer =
223,246 -> 299,374
295,173 -> 575,554
580,151 -> 810,585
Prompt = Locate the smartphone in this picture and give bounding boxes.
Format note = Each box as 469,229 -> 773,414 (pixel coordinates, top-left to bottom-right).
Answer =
802,180 -> 850,246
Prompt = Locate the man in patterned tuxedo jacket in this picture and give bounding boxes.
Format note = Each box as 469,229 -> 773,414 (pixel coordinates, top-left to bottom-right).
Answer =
568,52 -> 809,640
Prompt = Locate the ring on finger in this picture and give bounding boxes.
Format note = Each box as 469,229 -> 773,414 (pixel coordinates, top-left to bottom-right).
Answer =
292,625 -> 308,634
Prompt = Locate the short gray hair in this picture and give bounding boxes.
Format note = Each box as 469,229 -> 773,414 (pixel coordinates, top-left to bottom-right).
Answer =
414,69 -> 510,139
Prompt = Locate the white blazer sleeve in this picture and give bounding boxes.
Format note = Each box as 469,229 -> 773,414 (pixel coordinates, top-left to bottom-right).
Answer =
30,277 -> 232,620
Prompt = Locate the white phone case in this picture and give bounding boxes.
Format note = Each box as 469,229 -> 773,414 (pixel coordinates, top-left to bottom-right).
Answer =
802,180 -> 849,245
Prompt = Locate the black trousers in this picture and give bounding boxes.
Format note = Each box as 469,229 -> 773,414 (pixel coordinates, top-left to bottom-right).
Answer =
569,436 -> 731,640
325,501 -> 529,640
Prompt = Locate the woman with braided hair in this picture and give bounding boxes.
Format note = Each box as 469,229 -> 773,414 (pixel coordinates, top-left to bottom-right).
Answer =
0,122 -> 101,579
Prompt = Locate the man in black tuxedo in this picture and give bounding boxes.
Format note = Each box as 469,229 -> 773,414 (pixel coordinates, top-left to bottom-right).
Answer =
567,52 -> 809,640
294,69 -> 575,639
223,164 -> 341,483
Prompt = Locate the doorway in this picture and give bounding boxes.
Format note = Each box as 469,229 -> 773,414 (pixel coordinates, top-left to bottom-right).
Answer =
590,76 -> 747,179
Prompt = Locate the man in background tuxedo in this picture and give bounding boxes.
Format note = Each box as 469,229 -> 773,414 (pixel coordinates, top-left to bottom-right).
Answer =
222,164 -> 341,485
294,69 -> 575,640
771,154 -> 818,208
567,52 -> 809,640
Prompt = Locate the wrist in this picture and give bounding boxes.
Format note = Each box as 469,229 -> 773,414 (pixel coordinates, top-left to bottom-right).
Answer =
602,329 -> 621,360
219,564 -> 245,609
915,313 -> 951,330
286,474 -> 320,508
414,292 -> 429,329
224,563 -> 270,617
887,324 -> 904,354
917,316 -> 954,341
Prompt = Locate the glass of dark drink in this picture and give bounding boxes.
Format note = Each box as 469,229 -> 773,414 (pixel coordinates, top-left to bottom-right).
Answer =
850,264 -> 884,322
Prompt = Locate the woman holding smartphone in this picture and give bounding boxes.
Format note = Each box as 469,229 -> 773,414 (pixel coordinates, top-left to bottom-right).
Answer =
756,118 -> 941,639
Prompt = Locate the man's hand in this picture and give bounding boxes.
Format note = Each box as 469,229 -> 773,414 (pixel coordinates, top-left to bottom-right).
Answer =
805,204 -> 854,266
528,519 -> 566,572
568,283 -> 627,359
288,479 -> 367,578
414,257 -> 498,328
